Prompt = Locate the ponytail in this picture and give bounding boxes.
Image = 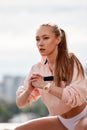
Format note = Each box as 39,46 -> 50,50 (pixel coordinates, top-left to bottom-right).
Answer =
54,29 -> 85,86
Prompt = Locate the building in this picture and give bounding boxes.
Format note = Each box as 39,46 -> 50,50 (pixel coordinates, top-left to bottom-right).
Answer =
0,75 -> 24,103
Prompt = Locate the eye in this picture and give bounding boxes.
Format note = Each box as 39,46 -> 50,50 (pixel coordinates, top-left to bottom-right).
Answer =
43,37 -> 49,40
36,38 -> 40,41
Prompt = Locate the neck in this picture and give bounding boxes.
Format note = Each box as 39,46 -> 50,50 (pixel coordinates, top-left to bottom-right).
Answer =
47,57 -> 56,65
47,48 -> 58,65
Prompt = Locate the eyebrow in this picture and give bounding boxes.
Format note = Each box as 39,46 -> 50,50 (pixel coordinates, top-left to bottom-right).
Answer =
36,34 -> 49,38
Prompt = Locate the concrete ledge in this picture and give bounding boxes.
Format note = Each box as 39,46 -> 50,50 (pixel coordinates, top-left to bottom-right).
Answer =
0,123 -> 19,130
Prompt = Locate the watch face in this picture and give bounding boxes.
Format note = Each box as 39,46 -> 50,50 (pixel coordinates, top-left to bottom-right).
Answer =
44,82 -> 51,92
44,86 -> 49,91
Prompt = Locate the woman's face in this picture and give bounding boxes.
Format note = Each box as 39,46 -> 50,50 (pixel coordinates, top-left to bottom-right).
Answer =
36,26 -> 60,56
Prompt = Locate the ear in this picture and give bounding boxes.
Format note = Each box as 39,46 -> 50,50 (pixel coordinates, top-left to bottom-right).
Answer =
56,36 -> 61,45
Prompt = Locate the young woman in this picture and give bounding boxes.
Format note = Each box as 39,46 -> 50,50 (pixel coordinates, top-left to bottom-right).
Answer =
15,23 -> 87,130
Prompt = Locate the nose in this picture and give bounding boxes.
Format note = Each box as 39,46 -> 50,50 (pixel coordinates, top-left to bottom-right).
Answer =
37,39 -> 44,46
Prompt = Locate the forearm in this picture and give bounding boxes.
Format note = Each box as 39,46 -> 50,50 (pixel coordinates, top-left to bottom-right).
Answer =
48,81 -> 87,107
16,87 -> 32,108
49,83 -> 63,99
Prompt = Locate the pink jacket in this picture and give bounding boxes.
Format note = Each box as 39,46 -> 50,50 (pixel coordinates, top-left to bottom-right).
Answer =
16,58 -> 87,115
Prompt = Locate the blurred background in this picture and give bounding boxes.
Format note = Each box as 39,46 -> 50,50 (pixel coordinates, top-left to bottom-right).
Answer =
0,0 -> 87,127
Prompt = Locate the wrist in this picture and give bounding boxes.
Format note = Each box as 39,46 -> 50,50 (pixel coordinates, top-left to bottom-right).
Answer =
26,85 -> 33,94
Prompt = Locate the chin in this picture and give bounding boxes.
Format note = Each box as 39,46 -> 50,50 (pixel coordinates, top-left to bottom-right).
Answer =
40,53 -> 46,56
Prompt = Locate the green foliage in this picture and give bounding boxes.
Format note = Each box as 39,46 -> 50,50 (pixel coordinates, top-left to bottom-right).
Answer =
0,98 -> 49,122
0,103 -> 21,122
0,104 -> 11,122
21,98 -> 49,117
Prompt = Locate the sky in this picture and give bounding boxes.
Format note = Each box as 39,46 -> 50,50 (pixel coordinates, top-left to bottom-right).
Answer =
0,0 -> 87,77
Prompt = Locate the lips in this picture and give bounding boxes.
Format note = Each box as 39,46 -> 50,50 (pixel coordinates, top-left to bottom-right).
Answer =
39,48 -> 45,52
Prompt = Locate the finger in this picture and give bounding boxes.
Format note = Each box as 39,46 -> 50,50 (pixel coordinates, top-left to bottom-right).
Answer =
32,74 -> 43,78
30,75 -> 38,79
31,76 -> 43,80
30,78 -> 38,82
30,76 -> 39,80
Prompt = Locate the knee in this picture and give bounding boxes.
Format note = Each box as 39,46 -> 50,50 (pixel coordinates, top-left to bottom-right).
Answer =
75,117 -> 87,130
14,126 -> 20,130
14,127 -> 18,130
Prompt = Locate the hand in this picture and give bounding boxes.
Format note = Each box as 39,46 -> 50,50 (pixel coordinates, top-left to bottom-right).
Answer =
30,74 -> 46,89
24,77 -> 35,92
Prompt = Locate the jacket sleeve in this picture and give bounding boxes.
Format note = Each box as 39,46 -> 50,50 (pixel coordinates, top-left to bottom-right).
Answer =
16,65 -> 41,105
62,65 -> 87,108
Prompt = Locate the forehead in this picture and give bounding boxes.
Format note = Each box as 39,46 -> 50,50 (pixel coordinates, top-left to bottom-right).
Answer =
36,26 -> 53,36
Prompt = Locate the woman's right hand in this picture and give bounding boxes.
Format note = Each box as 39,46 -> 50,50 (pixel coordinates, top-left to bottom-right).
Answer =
16,75 -> 40,108
16,77 -> 35,108
24,77 -> 35,93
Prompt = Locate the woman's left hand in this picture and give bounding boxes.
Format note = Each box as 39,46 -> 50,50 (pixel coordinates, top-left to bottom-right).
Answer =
30,74 -> 46,89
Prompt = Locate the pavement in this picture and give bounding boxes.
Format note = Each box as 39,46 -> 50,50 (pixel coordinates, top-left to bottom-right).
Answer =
0,123 -> 19,130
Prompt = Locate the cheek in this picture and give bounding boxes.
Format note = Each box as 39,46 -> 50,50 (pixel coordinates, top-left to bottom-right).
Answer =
47,44 -> 56,52
49,40 -> 57,48
46,39 -> 53,46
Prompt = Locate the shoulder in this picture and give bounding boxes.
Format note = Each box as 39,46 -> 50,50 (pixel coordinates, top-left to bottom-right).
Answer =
29,57 -> 47,75
69,52 -> 81,65
69,52 -> 77,60
32,56 -> 47,68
